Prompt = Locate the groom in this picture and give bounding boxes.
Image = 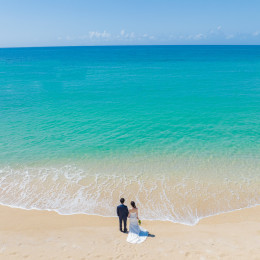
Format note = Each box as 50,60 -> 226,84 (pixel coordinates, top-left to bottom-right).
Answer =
117,198 -> 129,233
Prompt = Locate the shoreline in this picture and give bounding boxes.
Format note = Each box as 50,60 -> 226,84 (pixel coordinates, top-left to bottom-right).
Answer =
0,202 -> 259,226
1,161 -> 259,226
0,205 -> 259,259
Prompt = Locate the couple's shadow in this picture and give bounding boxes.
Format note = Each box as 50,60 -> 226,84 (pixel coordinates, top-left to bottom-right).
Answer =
122,231 -> 155,238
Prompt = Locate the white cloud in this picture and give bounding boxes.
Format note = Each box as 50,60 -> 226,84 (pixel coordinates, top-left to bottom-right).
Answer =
217,26 -> 222,31
117,30 -> 136,39
89,31 -> 111,40
186,33 -> 206,40
141,33 -> 155,40
86,29 -> 155,42
253,31 -> 260,37
193,33 -> 205,40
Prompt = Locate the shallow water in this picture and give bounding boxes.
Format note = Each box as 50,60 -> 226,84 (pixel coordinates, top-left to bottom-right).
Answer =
0,46 -> 259,225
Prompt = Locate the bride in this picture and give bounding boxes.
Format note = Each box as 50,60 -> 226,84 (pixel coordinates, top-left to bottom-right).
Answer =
126,201 -> 148,244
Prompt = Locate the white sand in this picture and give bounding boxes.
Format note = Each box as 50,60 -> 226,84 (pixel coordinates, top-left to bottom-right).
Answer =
0,205 -> 259,259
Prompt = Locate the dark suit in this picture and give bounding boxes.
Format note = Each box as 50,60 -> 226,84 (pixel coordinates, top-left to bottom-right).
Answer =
117,204 -> 129,232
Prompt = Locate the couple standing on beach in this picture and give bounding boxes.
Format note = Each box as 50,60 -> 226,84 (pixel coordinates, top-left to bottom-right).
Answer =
117,198 -> 149,244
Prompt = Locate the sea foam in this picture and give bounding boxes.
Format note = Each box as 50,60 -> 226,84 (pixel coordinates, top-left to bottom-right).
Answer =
0,157 -> 259,225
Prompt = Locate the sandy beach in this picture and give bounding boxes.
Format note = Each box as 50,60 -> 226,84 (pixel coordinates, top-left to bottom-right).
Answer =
0,205 -> 259,260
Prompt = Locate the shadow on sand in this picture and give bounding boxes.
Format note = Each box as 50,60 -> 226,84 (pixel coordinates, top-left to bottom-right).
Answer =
122,231 -> 155,238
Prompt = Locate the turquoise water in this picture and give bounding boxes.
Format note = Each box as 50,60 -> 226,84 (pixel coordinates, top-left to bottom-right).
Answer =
0,46 -> 259,224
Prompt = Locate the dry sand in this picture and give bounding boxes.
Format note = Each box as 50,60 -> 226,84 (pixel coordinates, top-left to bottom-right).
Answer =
0,205 -> 259,260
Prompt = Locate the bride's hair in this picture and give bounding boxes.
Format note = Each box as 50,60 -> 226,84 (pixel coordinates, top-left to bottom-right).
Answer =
131,201 -> 136,208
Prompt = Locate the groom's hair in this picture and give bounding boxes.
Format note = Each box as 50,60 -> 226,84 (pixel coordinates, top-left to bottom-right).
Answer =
120,198 -> 125,204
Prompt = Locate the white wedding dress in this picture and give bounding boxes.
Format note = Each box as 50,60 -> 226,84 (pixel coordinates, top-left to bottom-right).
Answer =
126,212 -> 148,244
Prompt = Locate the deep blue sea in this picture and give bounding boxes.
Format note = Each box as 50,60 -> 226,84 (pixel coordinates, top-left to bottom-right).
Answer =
0,46 -> 259,225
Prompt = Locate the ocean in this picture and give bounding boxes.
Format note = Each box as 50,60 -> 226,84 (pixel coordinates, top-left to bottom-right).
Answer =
0,45 -> 259,225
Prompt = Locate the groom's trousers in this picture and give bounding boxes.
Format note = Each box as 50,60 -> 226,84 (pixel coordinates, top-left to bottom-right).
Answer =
119,217 -> 127,231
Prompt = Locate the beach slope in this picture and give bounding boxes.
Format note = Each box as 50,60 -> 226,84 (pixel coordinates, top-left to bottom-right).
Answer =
0,205 -> 259,259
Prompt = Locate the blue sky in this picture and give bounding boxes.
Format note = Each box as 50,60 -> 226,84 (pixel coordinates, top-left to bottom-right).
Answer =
0,0 -> 260,47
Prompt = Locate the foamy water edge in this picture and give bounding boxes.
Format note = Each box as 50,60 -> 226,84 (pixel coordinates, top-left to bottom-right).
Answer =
0,202 -> 259,226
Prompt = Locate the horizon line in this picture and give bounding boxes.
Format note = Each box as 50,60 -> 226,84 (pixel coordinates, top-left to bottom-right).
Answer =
1,44 -> 260,49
